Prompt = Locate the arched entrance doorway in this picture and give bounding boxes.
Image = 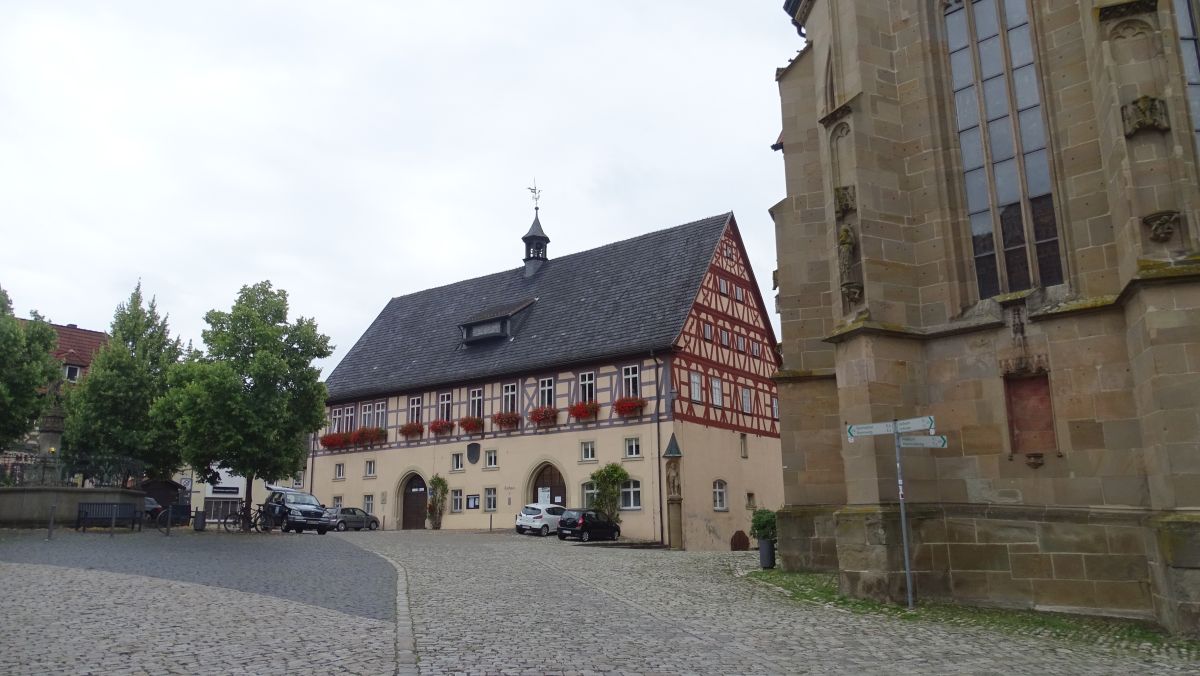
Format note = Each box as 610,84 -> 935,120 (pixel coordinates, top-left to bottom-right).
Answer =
529,463 -> 566,506
400,474 -> 427,530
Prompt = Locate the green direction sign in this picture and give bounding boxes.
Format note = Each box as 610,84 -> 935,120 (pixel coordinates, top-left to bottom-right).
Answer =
899,435 -> 949,449
847,421 -> 895,440
895,416 -> 936,433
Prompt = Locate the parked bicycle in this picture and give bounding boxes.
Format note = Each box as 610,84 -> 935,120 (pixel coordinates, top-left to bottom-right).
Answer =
222,502 -> 272,533
154,504 -> 190,534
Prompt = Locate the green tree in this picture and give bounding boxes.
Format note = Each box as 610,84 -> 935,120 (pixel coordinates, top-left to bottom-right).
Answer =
589,462 -> 630,523
0,285 -> 60,450
427,474 -> 448,530
63,283 -> 183,482
161,281 -> 331,527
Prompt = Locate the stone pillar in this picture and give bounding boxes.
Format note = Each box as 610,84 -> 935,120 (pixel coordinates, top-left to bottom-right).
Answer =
667,498 -> 683,551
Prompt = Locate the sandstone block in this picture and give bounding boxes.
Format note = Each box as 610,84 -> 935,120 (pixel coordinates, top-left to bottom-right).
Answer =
948,544 -> 1011,572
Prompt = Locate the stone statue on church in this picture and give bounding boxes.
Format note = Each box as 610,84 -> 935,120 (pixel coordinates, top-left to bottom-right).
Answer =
666,460 -> 681,498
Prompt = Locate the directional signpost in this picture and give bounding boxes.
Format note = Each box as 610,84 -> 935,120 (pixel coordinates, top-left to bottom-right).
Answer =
846,415 -> 945,610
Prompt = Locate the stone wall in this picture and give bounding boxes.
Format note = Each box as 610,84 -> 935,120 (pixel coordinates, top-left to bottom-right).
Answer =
0,487 -> 144,528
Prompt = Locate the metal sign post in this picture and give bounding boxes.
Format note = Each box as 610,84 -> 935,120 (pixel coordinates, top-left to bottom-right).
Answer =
847,415 -> 941,611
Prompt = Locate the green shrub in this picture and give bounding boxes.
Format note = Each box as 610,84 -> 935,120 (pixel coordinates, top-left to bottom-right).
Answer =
750,508 -> 777,541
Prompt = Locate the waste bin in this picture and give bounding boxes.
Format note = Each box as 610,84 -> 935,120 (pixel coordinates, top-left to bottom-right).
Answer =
193,509 -> 206,531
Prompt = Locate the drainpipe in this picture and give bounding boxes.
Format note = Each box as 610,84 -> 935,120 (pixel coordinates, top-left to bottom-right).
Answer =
652,350 -> 666,546
308,433 -> 316,494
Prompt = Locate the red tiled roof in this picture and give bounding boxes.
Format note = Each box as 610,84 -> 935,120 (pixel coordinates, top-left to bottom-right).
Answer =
18,319 -> 109,368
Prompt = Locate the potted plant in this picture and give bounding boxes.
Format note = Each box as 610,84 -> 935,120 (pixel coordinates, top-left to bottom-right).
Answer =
351,427 -> 385,446
613,396 -> 647,417
528,406 -> 558,426
429,419 -> 455,435
427,474 -> 448,530
459,416 -> 484,434
399,422 -> 424,439
319,432 -> 350,450
491,411 -> 521,429
568,400 -> 600,420
750,508 -> 778,569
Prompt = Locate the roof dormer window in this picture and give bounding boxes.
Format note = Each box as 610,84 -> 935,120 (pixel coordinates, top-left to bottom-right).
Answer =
465,319 -> 505,341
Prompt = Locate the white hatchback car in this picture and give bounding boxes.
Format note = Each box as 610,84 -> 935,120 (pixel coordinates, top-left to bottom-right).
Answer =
515,503 -> 565,536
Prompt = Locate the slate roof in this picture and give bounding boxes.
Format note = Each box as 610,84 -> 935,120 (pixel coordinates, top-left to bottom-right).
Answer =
325,212 -> 733,403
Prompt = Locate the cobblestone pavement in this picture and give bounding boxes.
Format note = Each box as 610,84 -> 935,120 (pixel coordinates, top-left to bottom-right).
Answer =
352,530 -> 1196,676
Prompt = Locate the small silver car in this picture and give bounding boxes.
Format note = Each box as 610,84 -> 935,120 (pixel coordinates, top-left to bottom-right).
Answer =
326,506 -> 380,532
515,503 -> 565,536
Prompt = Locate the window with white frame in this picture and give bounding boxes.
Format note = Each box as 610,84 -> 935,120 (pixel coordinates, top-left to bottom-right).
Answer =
331,408 -> 343,433
624,437 -> 641,458
944,0 -> 1062,297
752,341 -> 761,357
713,480 -> 728,511
711,378 -> 724,408
485,449 -> 497,468
578,371 -> 595,402
64,365 -> 81,383
343,405 -> 356,431
363,494 -> 374,514
1178,0 -> 1200,156
772,396 -> 780,420
703,323 -> 713,341
721,329 -> 730,347
438,392 -> 452,420
408,396 -> 422,423
580,440 -> 596,461
620,480 -> 642,509
334,463 -> 345,480
374,401 -> 386,427
332,495 -> 343,508
469,388 -> 483,418
539,378 -> 554,407
622,365 -> 640,397
361,404 -> 372,428
690,372 -> 703,402
365,460 -> 376,477
735,286 -> 744,302
741,387 -> 752,413
451,453 -> 464,471
718,278 -> 729,295
582,482 -> 598,508
737,335 -> 746,352
484,487 -> 497,511
293,471 -> 304,488
451,489 -> 463,512
502,383 -> 517,412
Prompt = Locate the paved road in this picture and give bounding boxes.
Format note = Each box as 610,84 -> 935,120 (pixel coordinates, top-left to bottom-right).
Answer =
0,528 -> 1195,675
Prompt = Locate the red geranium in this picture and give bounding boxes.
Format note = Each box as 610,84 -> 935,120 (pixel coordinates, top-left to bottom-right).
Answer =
400,422 -> 424,439
613,396 -> 647,416
568,400 -> 600,420
429,419 -> 455,435
320,432 -> 351,449
528,406 -> 558,426
459,416 -> 484,434
491,411 -> 522,429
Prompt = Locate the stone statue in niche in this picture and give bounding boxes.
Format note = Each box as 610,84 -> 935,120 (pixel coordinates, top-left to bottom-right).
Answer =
1121,95 -> 1170,137
834,185 -> 856,218
1142,210 -> 1180,243
838,225 -> 863,304
666,460 -> 681,499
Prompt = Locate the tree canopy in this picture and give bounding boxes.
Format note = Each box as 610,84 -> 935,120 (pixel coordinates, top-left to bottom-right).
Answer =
160,281 -> 331,508
0,285 -> 60,450
63,283 -> 182,481
589,462 -> 630,523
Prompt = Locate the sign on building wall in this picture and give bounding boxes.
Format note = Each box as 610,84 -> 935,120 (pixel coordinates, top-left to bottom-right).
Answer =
538,487 -> 551,504
466,495 -> 480,510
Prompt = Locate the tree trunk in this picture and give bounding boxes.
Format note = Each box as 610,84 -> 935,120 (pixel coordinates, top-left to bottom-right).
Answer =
244,472 -> 255,532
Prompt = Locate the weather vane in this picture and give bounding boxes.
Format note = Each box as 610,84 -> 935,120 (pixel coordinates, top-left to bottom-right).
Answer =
527,180 -> 542,210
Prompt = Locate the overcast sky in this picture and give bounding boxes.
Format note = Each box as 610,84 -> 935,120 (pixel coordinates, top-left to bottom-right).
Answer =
1,2 -> 802,375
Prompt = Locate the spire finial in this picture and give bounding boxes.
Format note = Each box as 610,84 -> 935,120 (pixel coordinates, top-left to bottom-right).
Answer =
527,179 -> 542,211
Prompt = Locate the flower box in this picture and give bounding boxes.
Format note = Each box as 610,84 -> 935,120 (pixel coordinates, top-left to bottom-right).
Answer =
350,426 -> 387,447
568,400 -> 600,420
320,432 -> 351,450
491,411 -> 522,429
613,396 -> 647,417
429,419 -> 455,435
400,422 -> 424,439
459,416 -> 484,434
528,406 -> 558,426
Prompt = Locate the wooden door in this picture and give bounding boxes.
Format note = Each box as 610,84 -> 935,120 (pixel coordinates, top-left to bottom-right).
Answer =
531,464 -> 566,506
402,475 -> 427,530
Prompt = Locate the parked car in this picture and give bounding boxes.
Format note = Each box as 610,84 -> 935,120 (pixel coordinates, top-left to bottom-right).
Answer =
262,486 -> 330,534
556,508 -> 620,542
143,496 -> 163,520
326,506 -> 380,532
515,503 -> 565,536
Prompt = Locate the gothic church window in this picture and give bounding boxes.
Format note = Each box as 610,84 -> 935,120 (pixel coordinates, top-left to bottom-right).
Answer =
945,0 -> 1063,298
1177,0 -> 1200,155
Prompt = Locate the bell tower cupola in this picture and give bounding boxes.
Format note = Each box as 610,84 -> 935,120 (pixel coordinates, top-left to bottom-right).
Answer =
522,182 -> 549,277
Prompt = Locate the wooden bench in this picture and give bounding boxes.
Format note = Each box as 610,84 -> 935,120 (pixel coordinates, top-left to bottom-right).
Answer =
75,502 -> 142,532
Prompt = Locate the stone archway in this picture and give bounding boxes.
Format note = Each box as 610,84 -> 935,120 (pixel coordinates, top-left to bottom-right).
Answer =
528,462 -> 566,507
397,473 -> 427,530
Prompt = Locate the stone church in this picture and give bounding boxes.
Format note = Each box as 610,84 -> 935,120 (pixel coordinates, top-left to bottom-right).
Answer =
771,0 -> 1199,634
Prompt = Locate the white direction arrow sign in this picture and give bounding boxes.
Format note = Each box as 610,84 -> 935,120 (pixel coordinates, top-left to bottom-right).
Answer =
895,416 -> 936,433
847,422 -> 895,439
899,435 -> 949,449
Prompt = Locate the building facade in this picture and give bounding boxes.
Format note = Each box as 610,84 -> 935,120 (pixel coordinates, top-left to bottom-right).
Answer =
773,0 -> 1199,634
312,212 -> 783,550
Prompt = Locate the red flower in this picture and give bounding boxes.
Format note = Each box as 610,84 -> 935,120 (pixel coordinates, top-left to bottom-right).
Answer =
459,416 -> 484,434
429,419 -> 455,435
528,406 -> 558,426
320,432 -> 350,449
400,422 -> 424,439
491,411 -> 522,429
613,396 -> 647,417
568,400 -> 600,420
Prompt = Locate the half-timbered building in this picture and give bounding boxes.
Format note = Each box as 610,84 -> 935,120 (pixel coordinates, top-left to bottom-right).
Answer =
312,211 -> 782,549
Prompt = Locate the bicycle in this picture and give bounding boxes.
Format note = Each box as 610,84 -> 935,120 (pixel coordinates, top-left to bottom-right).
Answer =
222,502 -> 270,533
155,504 -> 190,534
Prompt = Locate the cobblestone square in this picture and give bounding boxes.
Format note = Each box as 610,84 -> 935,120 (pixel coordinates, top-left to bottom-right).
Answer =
0,529 -> 1194,674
